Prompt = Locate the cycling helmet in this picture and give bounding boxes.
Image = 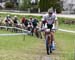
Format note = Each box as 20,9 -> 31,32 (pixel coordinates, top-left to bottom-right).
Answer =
48,8 -> 53,13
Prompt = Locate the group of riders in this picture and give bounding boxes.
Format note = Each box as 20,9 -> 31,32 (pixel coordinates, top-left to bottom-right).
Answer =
0,15 -> 39,33
0,7 -> 58,55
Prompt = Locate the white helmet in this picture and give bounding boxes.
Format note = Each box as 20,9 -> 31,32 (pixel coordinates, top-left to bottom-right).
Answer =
48,8 -> 53,13
14,15 -> 17,18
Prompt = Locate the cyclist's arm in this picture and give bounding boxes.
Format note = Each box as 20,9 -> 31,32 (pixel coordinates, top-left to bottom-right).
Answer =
41,15 -> 47,28
52,14 -> 58,30
55,20 -> 58,29
54,16 -> 58,30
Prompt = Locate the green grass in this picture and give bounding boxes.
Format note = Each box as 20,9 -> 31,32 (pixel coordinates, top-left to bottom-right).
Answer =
59,24 -> 75,31
0,29 -> 74,60
58,17 -> 75,31
58,17 -> 75,24
0,13 -> 74,60
55,31 -> 74,60
0,30 -> 45,60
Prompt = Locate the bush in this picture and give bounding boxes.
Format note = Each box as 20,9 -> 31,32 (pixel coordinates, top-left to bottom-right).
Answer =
39,0 -> 63,13
54,3 -> 62,13
19,5 -> 28,11
30,8 -> 38,13
58,17 -> 75,24
5,2 -> 14,8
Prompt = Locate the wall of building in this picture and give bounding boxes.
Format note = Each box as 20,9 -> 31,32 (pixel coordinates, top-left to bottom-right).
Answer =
61,0 -> 75,13
61,0 -> 75,10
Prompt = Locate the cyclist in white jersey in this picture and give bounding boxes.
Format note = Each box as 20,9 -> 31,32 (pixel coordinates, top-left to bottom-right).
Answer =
41,8 -> 58,50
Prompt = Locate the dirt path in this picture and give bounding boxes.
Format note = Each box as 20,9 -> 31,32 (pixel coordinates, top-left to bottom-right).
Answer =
28,40 -> 62,60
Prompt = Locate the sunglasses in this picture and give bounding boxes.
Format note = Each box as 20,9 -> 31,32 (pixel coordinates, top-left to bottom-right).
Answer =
48,12 -> 52,14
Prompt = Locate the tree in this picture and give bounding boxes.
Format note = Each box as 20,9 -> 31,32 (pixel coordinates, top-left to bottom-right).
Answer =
39,0 -> 48,12
19,0 -> 30,10
5,2 -> 14,9
39,0 -> 62,13
29,0 -> 39,13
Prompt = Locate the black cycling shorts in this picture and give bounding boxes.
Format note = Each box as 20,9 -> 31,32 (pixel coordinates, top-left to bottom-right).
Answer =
47,24 -> 53,30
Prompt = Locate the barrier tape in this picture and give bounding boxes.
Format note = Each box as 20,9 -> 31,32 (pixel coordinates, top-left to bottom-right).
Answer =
0,26 -> 31,36
0,26 -> 75,37
0,26 -> 31,34
0,33 -> 27,36
58,29 -> 75,33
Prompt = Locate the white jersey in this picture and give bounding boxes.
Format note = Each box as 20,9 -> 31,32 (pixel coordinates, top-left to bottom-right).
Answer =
42,13 -> 57,30
42,14 -> 55,25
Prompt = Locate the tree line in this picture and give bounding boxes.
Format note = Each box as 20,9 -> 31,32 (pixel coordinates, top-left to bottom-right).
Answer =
4,0 -> 62,13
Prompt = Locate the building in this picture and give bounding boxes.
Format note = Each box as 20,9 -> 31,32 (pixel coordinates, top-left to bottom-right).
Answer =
0,0 -> 22,8
60,0 -> 75,14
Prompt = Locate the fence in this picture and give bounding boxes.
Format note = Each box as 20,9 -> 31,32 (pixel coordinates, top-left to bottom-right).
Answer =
0,26 -> 31,40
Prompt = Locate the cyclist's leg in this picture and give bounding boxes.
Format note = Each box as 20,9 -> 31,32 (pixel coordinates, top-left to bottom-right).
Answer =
48,34 -> 52,53
47,24 -> 53,52
51,31 -> 56,50
47,24 -> 53,53
51,31 -> 55,42
31,26 -> 34,36
35,28 -> 39,38
46,35 -> 50,55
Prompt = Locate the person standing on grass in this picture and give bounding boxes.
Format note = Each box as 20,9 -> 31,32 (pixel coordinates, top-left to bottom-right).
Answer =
21,17 -> 29,29
28,17 -> 34,35
13,15 -> 19,27
21,17 -> 26,25
4,15 -> 13,27
32,18 -> 39,37
32,18 -> 39,30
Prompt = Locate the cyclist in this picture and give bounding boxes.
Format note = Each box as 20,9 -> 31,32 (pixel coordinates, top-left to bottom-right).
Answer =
32,18 -> 39,37
4,15 -> 12,27
32,18 -> 39,29
13,15 -> 19,27
28,17 -> 34,35
21,17 -> 29,28
41,8 -> 58,55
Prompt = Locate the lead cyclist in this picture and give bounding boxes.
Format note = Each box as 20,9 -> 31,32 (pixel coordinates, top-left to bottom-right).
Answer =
41,8 -> 58,54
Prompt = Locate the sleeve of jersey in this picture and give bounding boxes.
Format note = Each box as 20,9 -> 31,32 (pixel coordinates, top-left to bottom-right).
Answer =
41,15 -> 46,21
52,15 -> 56,21
53,14 -> 57,20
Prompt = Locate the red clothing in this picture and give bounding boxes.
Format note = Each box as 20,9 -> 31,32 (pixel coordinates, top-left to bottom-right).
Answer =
22,17 -> 26,23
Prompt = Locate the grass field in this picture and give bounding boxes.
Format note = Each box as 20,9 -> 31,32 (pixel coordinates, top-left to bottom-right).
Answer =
59,24 -> 75,31
58,17 -> 75,31
55,31 -> 74,60
0,13 -> 74,60
0,29 -> 74,60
